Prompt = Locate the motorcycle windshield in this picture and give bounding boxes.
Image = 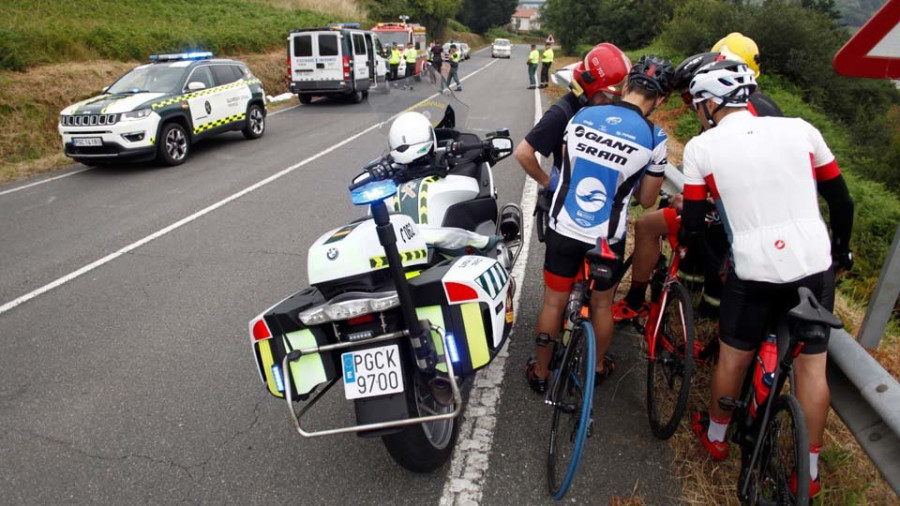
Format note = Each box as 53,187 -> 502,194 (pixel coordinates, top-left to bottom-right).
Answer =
368,72 -> 470,142
550,62 -> 578,88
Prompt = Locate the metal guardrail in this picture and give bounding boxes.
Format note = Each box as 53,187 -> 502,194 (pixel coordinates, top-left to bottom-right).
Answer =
661,164 -> 900,495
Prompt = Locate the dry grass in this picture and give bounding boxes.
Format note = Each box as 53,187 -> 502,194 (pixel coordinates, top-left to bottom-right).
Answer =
256,0 -> 365,20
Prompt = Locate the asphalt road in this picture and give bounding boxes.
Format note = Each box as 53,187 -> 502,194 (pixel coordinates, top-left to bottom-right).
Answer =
0,46 -> 677,504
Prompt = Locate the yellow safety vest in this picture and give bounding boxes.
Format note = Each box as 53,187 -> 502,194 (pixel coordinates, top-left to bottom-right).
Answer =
389,49 -> 401,64
542,48 -> 554,63
528,50 -> 539,64
404,49 -> 417,63
450,52 -> 460,64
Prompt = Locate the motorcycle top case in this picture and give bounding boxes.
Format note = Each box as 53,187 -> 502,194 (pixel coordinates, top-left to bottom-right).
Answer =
251,287 -> 341,400
409,255 -> 513,377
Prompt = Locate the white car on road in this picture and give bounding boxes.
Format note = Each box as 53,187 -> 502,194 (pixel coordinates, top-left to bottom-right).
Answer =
491,39 -> 511,59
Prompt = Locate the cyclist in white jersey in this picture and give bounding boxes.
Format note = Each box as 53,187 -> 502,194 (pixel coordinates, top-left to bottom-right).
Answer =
681,60 -> 854,498
525,56 -> 675,393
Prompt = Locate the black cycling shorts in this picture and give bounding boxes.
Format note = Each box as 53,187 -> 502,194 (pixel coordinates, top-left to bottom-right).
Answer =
543,228 -> 625,292
719,269 -> 835,355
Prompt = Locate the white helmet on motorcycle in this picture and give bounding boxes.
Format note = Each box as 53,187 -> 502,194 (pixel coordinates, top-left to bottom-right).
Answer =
389,112 -> 437,165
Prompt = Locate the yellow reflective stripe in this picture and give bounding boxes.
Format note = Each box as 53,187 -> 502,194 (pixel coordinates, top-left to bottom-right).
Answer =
193,113 -> 246,134
257,339 -> 284,398
284,330 -> 327,395
461,303 -> 489,368
416,305 -> 447,373
151,78 -> 261,110
369,249 -> 426,268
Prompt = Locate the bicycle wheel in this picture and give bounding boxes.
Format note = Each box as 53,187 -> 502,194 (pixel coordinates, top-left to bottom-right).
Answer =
743,394 -> 810,506
646,282 -> 695,439
547,320 -> 597,499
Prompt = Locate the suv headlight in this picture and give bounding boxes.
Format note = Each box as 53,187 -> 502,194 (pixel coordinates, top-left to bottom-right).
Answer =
120,108 -> 152,121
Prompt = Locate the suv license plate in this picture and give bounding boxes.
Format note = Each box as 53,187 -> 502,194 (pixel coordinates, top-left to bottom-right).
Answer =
73,137 -> 102,147
341,344 -> 403,400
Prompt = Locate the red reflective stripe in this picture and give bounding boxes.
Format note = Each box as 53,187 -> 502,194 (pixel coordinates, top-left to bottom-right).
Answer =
445,282 -> 479,303
683,183 -> 707,201
704,174 -> 720,200
747,100 -> 758,117
599,238 -> 616,260
544,270 -> 574,293
814,159 -> 841,182
252,318 -> 272,341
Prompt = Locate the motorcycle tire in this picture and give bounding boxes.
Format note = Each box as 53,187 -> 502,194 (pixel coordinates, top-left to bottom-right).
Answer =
382,373 -> 460,473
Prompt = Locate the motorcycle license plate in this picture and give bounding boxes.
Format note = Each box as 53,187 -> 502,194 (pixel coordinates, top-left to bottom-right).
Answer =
341,344 -> 403,400
73,137 -> 103,147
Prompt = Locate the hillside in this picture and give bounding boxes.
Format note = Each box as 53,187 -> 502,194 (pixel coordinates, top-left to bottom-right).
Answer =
836,0 -> 888,27
0,0 -> 344,71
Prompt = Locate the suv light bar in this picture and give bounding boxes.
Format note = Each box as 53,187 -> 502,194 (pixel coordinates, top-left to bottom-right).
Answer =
150,51 -> 213,62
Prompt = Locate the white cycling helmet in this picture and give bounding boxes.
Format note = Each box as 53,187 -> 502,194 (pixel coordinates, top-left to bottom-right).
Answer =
689,59 -> 758,107
389,112 -> 437,165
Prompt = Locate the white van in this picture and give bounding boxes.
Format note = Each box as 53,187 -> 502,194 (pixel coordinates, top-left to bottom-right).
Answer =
287,24 -> 387,104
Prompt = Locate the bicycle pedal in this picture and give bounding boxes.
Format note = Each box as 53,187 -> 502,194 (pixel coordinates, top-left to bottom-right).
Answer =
718,397 -> 745,411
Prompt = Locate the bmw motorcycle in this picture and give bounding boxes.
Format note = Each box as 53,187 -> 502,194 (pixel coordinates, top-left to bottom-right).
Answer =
247,74 -> 521,472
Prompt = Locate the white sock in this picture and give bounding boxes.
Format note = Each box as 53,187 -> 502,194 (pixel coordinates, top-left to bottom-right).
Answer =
810,448 -> 820,480
707,417 -> 728,443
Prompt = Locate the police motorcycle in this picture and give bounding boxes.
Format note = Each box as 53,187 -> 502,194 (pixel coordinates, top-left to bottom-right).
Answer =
247,74 -> 521,472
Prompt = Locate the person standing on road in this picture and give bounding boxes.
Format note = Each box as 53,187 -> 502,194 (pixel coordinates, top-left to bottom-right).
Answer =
389,43 -> 402,80
430,41 -> 444,78
540,42 -> 554,88
682,60 -> 854,499
527,44 -> 540,89
446,44 -> 462,91
404,43 -> 417,78
522,55 -> 674,393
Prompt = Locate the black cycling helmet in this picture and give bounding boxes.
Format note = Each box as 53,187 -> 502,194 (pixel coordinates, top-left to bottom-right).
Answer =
674,52 -> 721,92
628,55 -> 675,96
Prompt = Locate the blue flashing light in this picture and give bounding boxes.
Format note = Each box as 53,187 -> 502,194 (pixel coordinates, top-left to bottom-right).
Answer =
272,364 -> 285,393
445,332 -> 461,364
149,51 -> 213,62
351,179 -> 398,206
328,23 -> 361,29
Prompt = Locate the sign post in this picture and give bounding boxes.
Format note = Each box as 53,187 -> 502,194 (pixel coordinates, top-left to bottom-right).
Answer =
832,0 -> 900,349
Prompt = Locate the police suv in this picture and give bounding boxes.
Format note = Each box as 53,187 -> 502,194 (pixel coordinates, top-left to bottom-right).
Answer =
58,52 -> 266,166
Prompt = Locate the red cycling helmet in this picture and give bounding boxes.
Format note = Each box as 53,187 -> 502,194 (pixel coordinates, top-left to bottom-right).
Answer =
572,43 -> 632,105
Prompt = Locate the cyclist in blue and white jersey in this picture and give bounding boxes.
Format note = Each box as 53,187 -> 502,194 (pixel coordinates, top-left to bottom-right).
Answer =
525,56 -> 676,393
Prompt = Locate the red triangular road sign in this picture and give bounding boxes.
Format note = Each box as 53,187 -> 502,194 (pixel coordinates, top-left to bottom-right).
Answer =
833,0 -> 900,79
546,34 -> 555,44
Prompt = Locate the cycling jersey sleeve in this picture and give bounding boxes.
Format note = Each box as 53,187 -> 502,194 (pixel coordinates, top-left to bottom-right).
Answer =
645,128 -> 668,177
818,173 -> 854,258
525,105 -> 567,158
803,119 -> 839,181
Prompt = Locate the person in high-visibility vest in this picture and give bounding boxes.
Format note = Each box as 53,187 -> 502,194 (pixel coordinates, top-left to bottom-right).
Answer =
404,43 -> 417,78
389,43 -> 402,80
527,44 -> 539,89
540,42 -> 554,88
445,45 -> 462,91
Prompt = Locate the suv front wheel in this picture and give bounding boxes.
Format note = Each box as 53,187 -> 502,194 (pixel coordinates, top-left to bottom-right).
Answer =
242,104 -> 265,140
157,122 -> 190,166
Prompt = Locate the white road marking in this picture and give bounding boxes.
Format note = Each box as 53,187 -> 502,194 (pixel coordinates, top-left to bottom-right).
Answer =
0,60 -> 497,317
0,168 -> 91,197
268,104 -> 300,116
439,76 -> 542,506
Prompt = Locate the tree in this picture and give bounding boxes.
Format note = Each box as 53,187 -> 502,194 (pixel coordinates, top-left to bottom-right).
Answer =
456,0 -> 518,34
542,0 -> 675,54
366,0 -> 463,36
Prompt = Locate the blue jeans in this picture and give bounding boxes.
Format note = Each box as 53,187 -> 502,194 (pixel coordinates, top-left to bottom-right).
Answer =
528,63 -> 537,86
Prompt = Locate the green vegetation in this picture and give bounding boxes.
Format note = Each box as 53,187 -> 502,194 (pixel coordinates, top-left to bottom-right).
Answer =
545,0 -> 900,309
455,0 -> 518,34
0,0 -> 336,71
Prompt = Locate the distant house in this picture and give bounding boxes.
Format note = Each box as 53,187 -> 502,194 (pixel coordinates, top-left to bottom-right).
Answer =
518,0 -> 545,9
511,7 -> 541,32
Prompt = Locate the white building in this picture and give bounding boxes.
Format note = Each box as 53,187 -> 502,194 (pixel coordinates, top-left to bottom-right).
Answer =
511,7 -> 541,32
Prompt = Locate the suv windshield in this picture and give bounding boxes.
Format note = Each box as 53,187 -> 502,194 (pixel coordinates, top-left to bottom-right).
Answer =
107,64 -> 186,94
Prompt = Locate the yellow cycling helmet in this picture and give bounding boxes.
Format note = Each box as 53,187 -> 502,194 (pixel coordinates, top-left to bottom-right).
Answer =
712,32 -> 760,78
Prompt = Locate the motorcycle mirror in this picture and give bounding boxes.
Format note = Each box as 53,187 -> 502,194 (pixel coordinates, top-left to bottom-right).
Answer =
489,137 -> 514,163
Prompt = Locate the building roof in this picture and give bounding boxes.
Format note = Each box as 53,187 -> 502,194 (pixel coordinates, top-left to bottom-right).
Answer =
512,8 -> 538,18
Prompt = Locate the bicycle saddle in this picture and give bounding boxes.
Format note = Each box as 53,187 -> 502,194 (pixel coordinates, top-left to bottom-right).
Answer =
787,287 -> 843,343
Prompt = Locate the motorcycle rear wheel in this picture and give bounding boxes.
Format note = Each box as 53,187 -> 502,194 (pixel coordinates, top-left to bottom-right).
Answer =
382,372 -> 460,472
